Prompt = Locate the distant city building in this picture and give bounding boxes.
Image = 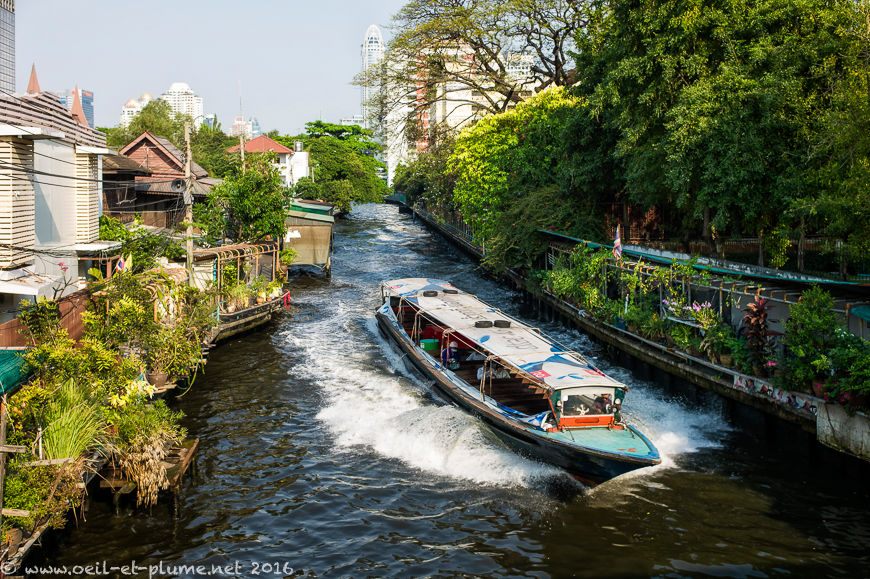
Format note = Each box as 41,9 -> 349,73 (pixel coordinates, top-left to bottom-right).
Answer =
506,52 -> 534,83
202,113 -> 217,129
231,116 -> 251,139
340,114 -> 365,127
119,93 -> 153,127
0,0 -> 13,93
160,82 -> 203,126
360,24 -> 385,130
56,87 -> 94,128
230,116 -> 262,139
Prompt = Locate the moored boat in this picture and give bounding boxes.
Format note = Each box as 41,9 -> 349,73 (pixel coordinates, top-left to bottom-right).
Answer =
376,278 -> 661,485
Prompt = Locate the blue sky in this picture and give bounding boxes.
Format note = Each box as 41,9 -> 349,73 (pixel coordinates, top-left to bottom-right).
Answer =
15,0 -> 406,134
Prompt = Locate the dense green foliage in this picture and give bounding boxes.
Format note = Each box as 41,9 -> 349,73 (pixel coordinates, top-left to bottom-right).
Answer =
99,215 -> 184,273
398,0 -> 870,276
99,100 -> 188,150
291,122 -> 388,213
194,154 -> 291,244
3,270 -> 212,534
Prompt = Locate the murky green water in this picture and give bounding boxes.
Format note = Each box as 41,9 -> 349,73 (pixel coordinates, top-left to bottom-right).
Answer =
39,204 -> 870,578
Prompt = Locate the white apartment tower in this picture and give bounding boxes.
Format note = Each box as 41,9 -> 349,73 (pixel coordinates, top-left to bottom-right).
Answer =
361,25 -> 385,130
119,93 -> 153,127
160,82 -> 204,126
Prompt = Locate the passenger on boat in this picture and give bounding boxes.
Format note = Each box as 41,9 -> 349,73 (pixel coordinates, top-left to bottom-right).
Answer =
592,393 -> 612,414
476,365 -> 510,380
466,351 -> 485,361
442,341 -> 460,370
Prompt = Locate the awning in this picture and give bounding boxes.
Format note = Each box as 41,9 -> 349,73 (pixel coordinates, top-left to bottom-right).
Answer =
286,209 -> 334,224
290,199 -> 335,216
0,349 -> 30,395
850,305 -> 870,322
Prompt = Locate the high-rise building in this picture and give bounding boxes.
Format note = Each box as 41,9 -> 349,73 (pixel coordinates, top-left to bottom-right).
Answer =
0,0 -> 14,93
160,82 -> 204,125
119,93 -> 153,127
361,24 -> 385,130
56,87 -> 95,128
340,114 -> 365,127
231,116 -> 254,139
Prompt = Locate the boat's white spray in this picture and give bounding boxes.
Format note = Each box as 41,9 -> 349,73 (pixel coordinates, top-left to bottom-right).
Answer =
280,206 -> 730,487
284,314 -> 561,486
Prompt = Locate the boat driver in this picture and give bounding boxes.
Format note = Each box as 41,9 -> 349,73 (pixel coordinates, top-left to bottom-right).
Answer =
442,341 -> 460,370
592,393 -> 613,414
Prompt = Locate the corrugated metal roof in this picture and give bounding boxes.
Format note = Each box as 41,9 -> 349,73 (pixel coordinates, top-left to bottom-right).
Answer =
287,209 -> 335,224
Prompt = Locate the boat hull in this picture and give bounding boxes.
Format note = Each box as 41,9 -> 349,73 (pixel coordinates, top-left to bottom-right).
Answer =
376,309 -> 659,485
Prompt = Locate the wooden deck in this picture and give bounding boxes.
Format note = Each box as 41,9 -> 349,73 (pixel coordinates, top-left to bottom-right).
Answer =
99,438 -> 199,501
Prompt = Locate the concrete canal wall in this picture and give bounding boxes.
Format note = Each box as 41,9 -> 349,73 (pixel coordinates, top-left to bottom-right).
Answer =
409,205 -> 870,464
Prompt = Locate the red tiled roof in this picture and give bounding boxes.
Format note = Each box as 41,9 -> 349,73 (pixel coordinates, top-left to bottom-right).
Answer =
227,135 -> 293,154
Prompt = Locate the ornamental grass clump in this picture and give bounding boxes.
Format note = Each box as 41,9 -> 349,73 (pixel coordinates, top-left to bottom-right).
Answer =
42,379 -> 104,461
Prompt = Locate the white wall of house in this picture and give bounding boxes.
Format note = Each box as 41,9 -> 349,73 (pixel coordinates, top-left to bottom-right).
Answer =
33,139 -> 77,245
288,151 -> 309,185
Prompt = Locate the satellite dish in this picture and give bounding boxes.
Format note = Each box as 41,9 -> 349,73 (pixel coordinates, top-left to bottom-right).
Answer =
170,178 -> 185,193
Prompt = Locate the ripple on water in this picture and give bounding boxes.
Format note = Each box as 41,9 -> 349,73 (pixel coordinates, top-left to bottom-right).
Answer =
42,204 -> 870,579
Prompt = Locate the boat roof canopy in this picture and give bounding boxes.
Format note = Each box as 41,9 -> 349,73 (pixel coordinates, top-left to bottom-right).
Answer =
383,278 -> 626,392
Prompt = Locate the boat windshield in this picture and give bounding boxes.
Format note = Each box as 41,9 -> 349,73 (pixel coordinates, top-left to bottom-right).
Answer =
554,387 -> 621,416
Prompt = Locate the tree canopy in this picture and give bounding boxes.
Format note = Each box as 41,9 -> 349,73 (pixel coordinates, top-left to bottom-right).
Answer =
398,0 -> 870,276
193,154 -> 290,244
369,0 -> 590,142
287,122 -> 388,213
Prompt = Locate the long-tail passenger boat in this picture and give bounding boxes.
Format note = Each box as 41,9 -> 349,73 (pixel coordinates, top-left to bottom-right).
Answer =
376,278 -> 661,485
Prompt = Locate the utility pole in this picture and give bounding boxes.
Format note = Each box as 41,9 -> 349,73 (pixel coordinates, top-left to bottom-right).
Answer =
240,132 -> 246,173
184,121 -> 194,284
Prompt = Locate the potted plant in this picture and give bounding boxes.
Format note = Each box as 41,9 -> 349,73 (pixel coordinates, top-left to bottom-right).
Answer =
742,296 -> 777,376
781,286 -> 839,392
266,279 -> 283,299
252,275 -> 269,304
225,283 -> 250,313
144,323 -> 202,386
279,247 -> 298,271
144,328 -> 174,388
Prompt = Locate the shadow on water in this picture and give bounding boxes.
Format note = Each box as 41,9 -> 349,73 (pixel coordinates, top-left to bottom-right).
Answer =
40,204 -> 870,579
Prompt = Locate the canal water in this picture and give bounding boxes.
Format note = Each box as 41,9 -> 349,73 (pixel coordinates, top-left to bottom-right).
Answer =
46,204 -> 869,578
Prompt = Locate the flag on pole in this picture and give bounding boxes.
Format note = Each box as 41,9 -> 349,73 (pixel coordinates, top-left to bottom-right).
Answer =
115,256 -> 125,272
613,225 -> 622,260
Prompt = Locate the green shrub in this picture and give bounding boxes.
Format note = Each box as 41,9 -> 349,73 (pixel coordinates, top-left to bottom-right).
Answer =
782,286 -> 839,391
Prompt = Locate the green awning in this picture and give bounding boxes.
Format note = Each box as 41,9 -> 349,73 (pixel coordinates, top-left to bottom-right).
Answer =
290,200 -> 335,216
850,305 -> 870,322
287,209 -> 334,224
0,349 -> 30,395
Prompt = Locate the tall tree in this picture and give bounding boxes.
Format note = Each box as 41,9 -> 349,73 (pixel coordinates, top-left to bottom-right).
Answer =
194,155 -> 290,244
371,0 -> 591,140
574,0 -> 855,255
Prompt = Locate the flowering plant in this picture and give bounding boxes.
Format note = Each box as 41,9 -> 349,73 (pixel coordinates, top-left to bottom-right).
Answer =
109,378 -> 157,408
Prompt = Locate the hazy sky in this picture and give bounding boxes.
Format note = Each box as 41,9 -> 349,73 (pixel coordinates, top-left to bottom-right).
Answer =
15,0 -> 407,135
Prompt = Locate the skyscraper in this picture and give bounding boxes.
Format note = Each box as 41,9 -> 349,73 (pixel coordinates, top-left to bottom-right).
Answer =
0,0 -> 14,93
57,88 -> 95,128
160,82 -> 204,126
361,24 -> 385,130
